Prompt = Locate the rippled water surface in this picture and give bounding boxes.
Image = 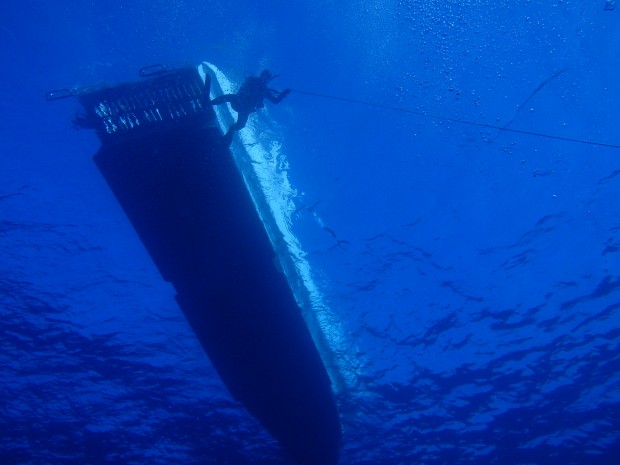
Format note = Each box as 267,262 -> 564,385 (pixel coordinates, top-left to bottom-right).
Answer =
1,1 -> 619,464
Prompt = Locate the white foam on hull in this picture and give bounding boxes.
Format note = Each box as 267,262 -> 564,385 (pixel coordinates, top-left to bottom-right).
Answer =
199,62 -> 363,391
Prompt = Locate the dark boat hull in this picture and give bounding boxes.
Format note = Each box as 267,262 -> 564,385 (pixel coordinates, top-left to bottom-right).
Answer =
78,66 -> 340,465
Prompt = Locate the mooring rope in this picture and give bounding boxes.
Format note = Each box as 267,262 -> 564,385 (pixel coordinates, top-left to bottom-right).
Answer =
291,89 -> 619,150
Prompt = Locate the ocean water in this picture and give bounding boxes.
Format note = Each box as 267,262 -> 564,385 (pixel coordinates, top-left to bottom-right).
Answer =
1,1 -> 619,465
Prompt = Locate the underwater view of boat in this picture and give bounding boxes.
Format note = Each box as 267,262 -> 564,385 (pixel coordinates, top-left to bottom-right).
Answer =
47,63 -> 341,465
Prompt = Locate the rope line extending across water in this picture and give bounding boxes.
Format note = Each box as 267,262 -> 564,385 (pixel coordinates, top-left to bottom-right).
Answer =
291,89 -> 620,150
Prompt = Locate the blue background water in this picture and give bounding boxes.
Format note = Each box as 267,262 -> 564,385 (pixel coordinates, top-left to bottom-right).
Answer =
1,1 -> 619,464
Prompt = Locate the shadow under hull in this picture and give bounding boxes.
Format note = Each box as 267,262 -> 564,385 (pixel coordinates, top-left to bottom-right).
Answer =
73,65 -> 340,465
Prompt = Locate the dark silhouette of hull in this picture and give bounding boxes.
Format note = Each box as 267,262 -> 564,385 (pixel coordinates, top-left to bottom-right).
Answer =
74,66 -> 340,465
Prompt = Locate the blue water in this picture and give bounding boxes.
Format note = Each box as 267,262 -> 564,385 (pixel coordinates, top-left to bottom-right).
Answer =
1,1 -> 619,464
